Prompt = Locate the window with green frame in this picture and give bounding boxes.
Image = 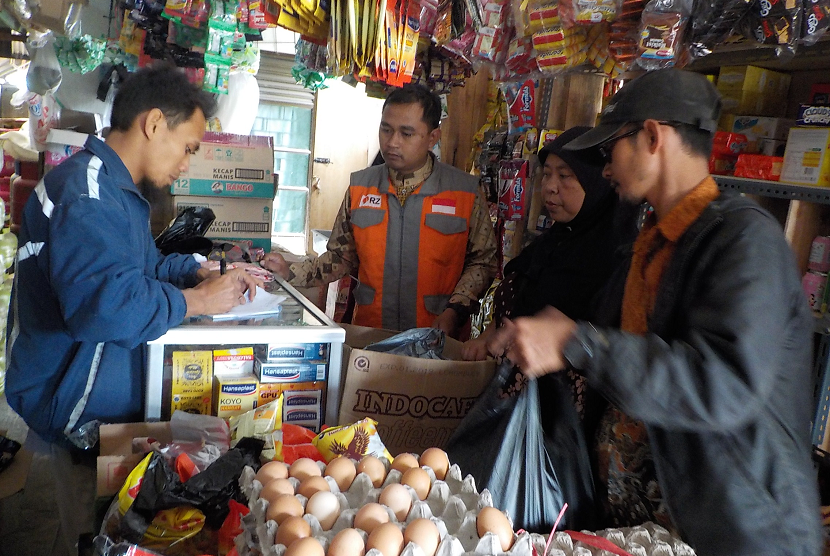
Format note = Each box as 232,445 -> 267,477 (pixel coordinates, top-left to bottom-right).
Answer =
252,102 -> 313,253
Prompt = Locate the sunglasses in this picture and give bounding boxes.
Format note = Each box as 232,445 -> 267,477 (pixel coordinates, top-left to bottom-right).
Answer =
598,125 -> 644,164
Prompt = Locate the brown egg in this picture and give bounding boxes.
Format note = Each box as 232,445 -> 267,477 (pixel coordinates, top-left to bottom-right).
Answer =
354,502 -> 390,534
367,522 -> 404,556
297,475 -> 331,498
418,448 -> 449,481
404,518 -> 440,556
356,456 -> 387,488
305,491 -> 341,531
285,536 -> 325,556
290,458 -> 323,482
266,493 -> 305,524
328,527 -> 366,556
261,478 -> 296,501
275,515 -> 312,547
256,460 -> 290,485
400,468 -> 431,501
379,483 -> 412,522
390,453 -> 419,474
476,507 -> 513,551
326,457 -> 358,492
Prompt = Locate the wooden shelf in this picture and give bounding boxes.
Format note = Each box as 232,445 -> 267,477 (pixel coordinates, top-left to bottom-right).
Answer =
715,176 -> 830,205
687,36 -> 830,73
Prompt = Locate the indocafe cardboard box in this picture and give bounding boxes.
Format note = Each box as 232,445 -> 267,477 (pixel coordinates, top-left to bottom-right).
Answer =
338,324 -> 495,456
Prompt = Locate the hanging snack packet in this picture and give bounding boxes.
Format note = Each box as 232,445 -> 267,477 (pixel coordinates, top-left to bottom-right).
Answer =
504,79 -> 537,135
560,0 -> 621,26
803,0 -> 830,44
686,0 -> 750,59
739,0 -> 802,51
636,0 -> 688,69
498,159 -> 530,221
312,418 -> 394,462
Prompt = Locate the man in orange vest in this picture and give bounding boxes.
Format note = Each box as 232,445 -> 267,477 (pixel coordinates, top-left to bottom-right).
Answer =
262,84 -> 497,336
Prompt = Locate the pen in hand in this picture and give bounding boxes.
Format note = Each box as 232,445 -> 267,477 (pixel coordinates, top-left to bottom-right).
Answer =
220,251 -> 226,276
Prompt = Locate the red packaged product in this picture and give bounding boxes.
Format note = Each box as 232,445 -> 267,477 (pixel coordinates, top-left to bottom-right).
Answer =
733,154 -> 784,181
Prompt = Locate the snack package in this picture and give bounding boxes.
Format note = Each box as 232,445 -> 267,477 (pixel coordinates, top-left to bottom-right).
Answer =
739,0 -> 802,53
636,0 -> 689,70
312,418 -> 394,462
733,154 -> 784,180
709,131 -> 748,175
528,4 -> 560,34
229,397 -> 283,461
503,79 -> 537,134
498,159 -> 530,221
803,0 -> 830,45
686,0 -> 750,59
560,0 -> 621,26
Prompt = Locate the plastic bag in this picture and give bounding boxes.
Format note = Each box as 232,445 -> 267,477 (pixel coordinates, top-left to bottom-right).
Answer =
802,0 -> 830,45
26,31 -> 62,95
364,328 -> 448,359
635,0 -> 689,70
739,0 -> 802,53
155,206 -> 216,256
445,359 -> 597,533
685,0 -> 749,59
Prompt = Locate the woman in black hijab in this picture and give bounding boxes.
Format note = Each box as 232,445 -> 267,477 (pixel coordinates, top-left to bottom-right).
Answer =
463,125 -> 637,369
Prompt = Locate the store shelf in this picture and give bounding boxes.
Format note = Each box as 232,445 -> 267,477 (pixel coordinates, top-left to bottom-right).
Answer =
687,36 -> 830,73
715,176 -> 830,205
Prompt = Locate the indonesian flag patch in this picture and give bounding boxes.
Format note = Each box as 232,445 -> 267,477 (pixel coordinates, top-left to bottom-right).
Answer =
432,198 -> 456,215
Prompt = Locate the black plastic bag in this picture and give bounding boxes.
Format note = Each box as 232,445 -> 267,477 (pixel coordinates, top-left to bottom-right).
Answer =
118,437 -> 264,544
155,206 -> 216,256
445,359 -> 596,533
364,328 -> 447,359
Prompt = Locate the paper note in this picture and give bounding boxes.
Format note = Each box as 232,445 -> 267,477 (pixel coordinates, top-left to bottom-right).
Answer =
211,286 -> 287,321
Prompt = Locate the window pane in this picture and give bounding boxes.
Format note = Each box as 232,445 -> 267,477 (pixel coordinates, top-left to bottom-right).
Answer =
274,189 -> 308,234
275,151 -> 310,188
253,104 -> 312,150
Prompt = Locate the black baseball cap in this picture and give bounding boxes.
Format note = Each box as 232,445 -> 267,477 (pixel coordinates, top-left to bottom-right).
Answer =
564,68 -> 722,152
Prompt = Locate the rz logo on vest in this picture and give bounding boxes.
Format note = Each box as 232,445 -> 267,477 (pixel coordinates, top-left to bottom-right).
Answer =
359,194 -> 382,208
354,356 -> 371,372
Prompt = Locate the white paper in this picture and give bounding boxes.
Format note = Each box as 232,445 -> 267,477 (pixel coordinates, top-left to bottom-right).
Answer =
211,286 -> 287,321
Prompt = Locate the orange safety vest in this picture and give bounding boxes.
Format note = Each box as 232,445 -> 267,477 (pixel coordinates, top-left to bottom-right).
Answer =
348,162 -> 480,330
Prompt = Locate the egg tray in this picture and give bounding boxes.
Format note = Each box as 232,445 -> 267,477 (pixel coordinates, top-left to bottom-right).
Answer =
234,460 -> 697,556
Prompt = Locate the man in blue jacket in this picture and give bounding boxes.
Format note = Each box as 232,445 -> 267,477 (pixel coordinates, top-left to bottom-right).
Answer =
5,64 -> 260,554
489,69 -> 822,556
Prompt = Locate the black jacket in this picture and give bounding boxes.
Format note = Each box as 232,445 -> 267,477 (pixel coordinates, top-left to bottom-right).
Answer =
565,192 -> 822,556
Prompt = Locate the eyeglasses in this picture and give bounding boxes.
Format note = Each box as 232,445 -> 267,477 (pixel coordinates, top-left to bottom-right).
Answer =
598,125 -> 643,164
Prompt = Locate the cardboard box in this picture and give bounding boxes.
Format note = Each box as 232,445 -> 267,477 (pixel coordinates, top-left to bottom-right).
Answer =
797,104 -> 830,127
338,324 -> 495,456
30,0 -> 87,31
717,65 -> 791,96
97,422 -> 172,498
781,127 -> 830,186
213,373 -> 259,419
171,132 -> 275,198
730,116 -> 795,152
720,90 -> 787,117
758,138 -> 787,157
45,129 -> 87,167
172,195 -> 272,245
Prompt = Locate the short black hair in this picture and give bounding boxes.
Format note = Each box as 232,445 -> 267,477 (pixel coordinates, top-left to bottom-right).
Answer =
383,84 -> 441,131
109,64 -> 217,132
673,122 -> 715,159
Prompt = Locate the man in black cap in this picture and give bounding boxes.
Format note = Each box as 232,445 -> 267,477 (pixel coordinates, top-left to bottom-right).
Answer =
489,68 -> 822,556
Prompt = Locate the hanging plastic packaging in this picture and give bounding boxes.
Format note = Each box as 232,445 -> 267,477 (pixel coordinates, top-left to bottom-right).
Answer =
635,0 -> 689,69
739,0 -> 802,55
802,0 -> 830,44
26,31 -> 62,95
685,0 -> 749,59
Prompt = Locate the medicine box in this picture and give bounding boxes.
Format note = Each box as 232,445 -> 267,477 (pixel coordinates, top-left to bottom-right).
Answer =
170,351 -> 213,415
282,388 -> 323,430
213,373 -> 259,419
172,195 -> 272,244
171,132 -> 275,198
266,343 -> 329,361
213,347 -> 255,376
780,127 -> 830,187
256,358 -> 327,383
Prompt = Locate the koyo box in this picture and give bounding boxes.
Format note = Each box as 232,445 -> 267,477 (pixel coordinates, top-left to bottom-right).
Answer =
213,373 -> 259,419
256,358 -> 327,383
266,343 -> 329,361
213,347 -> 254,376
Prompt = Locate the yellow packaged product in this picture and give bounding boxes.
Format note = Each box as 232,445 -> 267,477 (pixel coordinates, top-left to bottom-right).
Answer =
229,397 -> 284,460
312,418 -> 393,462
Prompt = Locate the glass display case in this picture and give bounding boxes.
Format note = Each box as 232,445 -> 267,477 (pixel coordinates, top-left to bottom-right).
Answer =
145,276 -> 346,430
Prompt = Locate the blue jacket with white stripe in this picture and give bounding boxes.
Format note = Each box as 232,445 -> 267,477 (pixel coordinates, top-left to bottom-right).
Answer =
6,136 -> 200,448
